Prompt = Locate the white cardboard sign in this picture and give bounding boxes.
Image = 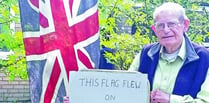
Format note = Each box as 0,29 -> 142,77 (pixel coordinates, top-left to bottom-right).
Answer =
69,70 -> 150,103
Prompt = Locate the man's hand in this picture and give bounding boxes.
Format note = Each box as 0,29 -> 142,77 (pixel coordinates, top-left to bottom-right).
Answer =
150,89 -> 170,103
63,96 -> 70,103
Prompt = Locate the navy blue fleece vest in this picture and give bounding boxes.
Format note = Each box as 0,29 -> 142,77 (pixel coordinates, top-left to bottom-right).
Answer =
138,43 -> 209,98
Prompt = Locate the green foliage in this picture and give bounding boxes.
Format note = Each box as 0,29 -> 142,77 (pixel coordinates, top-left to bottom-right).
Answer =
99,0 -> 209,70
102,33 -> 150,70
99,0 -> 151,70
0,0 -> 27,80
182,1 -> 209,43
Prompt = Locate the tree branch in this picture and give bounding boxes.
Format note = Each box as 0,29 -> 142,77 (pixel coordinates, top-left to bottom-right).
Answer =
0,20 -> 13,24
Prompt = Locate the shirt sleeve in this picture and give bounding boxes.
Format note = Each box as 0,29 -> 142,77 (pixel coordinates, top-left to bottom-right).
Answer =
128,52 -> 141,71
170,69 -> 209,103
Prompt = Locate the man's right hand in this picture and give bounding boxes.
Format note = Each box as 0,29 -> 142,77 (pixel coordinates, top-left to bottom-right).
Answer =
63,96 -> 70,103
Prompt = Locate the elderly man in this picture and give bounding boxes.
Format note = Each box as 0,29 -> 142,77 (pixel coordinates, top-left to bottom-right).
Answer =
129,2 -> 209,103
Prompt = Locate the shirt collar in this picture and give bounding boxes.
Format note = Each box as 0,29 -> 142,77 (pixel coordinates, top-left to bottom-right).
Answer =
178,36 -> 186,60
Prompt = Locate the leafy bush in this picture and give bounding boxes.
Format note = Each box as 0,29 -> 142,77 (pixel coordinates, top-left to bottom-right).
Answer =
0,0 -> 27,80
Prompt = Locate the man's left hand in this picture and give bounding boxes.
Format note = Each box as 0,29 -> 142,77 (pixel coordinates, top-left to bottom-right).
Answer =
150,89 -> 170,103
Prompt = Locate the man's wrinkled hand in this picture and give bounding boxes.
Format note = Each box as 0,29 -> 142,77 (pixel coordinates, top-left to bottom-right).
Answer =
150,89 -> 170,103
63,96 -> 70,103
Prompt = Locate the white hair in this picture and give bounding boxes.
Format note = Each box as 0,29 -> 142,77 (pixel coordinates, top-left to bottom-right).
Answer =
153,2 -> 188,22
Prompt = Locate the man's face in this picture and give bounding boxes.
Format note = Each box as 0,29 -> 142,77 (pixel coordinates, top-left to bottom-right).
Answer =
152,11 -> 188,49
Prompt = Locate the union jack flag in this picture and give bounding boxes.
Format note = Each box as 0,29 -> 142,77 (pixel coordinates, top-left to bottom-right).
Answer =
18,0 -> 100,103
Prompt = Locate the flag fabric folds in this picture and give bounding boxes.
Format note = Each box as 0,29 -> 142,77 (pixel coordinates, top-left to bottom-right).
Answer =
18,0 -> 100,103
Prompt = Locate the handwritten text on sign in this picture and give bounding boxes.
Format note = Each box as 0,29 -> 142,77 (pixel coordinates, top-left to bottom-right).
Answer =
69,70 -> 150,103
79,78 -> 141,88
